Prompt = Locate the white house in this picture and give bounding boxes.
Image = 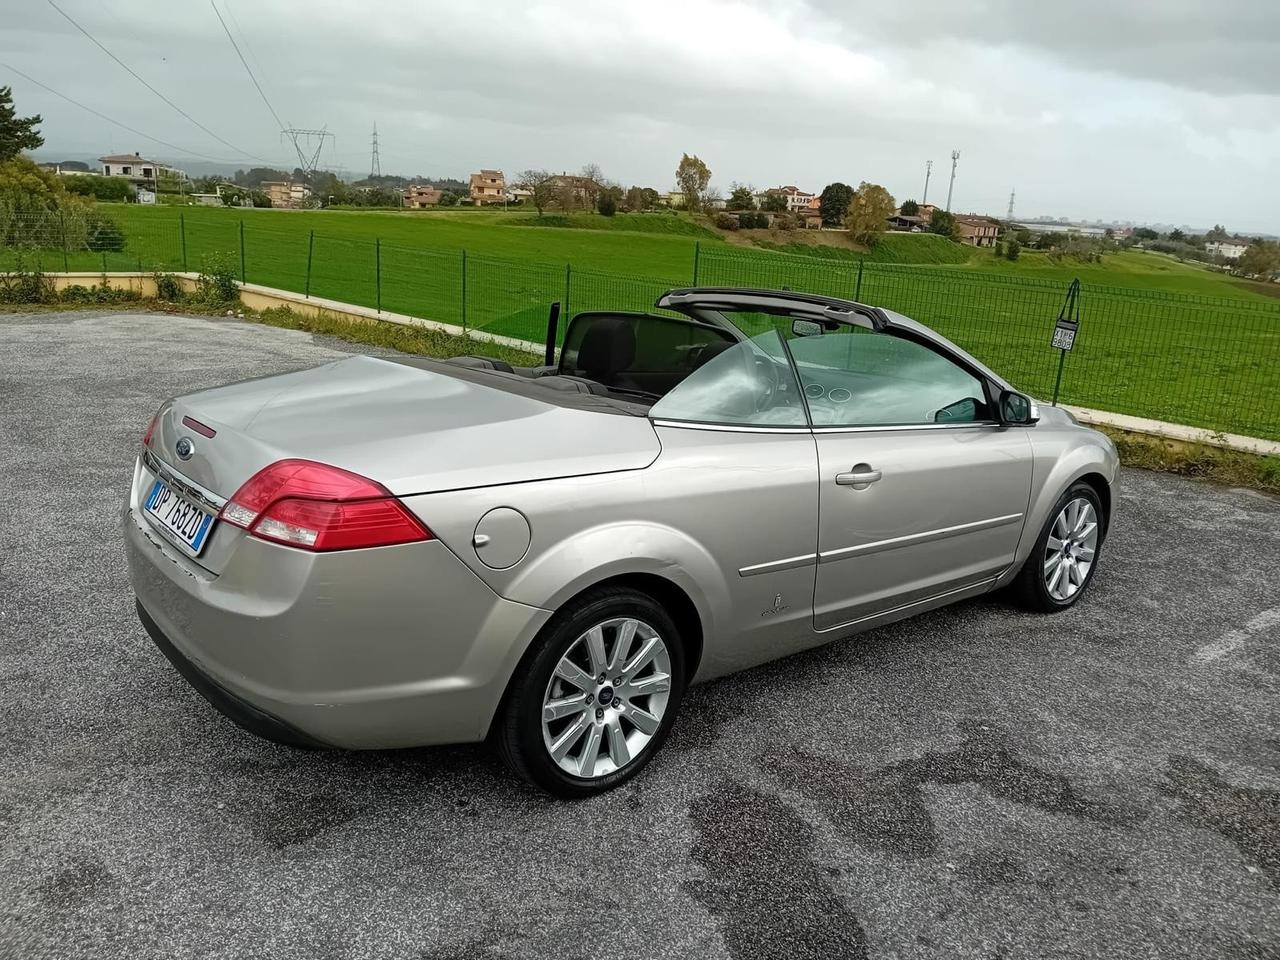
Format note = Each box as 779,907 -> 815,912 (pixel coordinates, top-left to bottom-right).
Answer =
1206,240 -> 1248,260
99,152 -> 186,184
756,185 -> 815,212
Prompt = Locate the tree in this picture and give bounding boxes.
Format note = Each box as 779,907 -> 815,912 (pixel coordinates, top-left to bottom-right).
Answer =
929,208 -> 957,239
64,174 -> 134,202
516,169 -> 556,215
438,190 -> 458,207
1236,241 -> 1280,279
820,182 -> 858,224
727,183 -> 756,211
759,191 -> 787,213
579,163 -> 603,210
1206,224 -> 1229,242
624,186 -> 647,211
675,153 -> 711,211
1132,227 -> 1158,241
899,198 -> 920,217
0,86 -> 43,161
845,181 -> 895,245
598,192 -> 617,217
1168,228 -> 1186,242
817,182 -> 853,226
1005,240 -> 1021,261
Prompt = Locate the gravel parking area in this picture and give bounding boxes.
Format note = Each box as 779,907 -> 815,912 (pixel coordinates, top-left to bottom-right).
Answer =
2,310 -> 1278,960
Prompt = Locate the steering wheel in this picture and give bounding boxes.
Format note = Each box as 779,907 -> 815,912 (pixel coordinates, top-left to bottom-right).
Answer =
751,354 -> 784,414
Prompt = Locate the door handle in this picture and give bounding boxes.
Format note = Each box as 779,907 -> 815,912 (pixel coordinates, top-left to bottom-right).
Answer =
835,465 -> 882,487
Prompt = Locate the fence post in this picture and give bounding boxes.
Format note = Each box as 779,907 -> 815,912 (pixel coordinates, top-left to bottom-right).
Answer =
375,238 -> 382,313
460,249 -> 468,331
692,241 -> 700,284
59,211 -> 69,271
564,263 -> 571,321
238,221 -> 246,282
179,213 -> 187,271
101,251 -> 107,273
304,230 -> 314,298
854,259 -> 865,301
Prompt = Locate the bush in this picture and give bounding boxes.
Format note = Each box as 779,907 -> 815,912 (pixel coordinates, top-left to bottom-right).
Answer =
597,193 -> 617,217
772,212 -> 796,232
0,260 -> 56,304
84,210 -> 125,252
58,281 -> 140,305
195,254 -> 239,305
63,175 -> 134,203
153,272 -> 183,301
736,211 -> 768,229
714,212 -> 739,231
1005,240 -> 1021,261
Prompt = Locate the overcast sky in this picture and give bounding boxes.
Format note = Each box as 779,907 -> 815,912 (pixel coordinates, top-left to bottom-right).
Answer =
6,0 -> 1278,232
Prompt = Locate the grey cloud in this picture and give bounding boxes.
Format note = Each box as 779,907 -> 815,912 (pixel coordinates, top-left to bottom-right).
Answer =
807,0 -> 1280,96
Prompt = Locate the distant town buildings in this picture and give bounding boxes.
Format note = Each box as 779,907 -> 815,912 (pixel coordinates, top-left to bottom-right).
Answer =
403,184 -> 443,208
261,180 -> 310,207
469,170 -> 505,205
954,215 -> 1001,247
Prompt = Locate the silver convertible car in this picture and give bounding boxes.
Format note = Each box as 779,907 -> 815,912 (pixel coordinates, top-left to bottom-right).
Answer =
125,288 -> 1117,797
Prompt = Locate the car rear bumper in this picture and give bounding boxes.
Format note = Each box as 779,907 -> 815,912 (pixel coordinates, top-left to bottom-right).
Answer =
135,599 -> 329,748
123,470 -> 553,749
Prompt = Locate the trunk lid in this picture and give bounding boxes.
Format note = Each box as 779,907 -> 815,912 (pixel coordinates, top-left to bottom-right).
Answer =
140,356 -> 659,575
149,355 -> 661,500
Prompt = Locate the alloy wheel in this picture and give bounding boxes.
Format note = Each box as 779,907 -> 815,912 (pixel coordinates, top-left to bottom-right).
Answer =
1043,497 -> 1099,602
541,617 -> 673,779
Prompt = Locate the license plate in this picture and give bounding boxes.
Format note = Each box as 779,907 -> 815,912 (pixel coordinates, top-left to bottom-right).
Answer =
144,479 -> 215,555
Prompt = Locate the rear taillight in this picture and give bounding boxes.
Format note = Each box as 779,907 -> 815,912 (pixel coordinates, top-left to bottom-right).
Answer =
219,459 -> 432,552
142,412 -> 159,448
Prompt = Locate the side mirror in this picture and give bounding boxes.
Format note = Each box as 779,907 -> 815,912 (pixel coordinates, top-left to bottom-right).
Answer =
791,319 -> 823,338
999,390 -> 1039,425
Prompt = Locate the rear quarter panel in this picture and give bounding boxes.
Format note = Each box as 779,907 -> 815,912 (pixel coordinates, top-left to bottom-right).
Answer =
401,425 -> 822,682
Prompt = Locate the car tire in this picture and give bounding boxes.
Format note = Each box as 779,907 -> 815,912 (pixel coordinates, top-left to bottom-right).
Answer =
495,586 -> 687,798
1011,480 -> 1106,613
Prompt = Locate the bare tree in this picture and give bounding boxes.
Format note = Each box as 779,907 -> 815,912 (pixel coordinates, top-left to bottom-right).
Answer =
579,162 -> 604,210
516,169 -> 556,215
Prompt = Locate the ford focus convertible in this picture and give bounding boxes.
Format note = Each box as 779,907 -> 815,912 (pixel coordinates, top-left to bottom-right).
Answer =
125,288 -> 1117,796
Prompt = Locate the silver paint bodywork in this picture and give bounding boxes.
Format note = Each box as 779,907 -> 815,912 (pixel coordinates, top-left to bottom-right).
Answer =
125,297 -> 1118,749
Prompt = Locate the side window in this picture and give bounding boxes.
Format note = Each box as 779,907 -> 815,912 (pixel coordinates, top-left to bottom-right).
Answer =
649,330 -> 806,427
788,328 -> 991,427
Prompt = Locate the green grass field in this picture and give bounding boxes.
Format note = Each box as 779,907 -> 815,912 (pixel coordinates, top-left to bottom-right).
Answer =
6,204 -> 1278,440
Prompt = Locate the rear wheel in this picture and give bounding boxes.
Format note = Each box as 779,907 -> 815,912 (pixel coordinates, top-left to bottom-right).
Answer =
1012,481 -> 1105,612
496,587 -> 686,798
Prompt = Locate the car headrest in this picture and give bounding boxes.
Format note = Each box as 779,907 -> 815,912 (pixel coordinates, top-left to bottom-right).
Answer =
575,316 -> 636,381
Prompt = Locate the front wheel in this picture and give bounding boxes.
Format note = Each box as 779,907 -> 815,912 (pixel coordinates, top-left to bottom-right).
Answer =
1011,481 -> 1105,612
495,587 -> 686,798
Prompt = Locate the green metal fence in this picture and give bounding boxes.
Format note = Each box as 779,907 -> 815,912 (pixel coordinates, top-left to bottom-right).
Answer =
2,213 -> 1277,441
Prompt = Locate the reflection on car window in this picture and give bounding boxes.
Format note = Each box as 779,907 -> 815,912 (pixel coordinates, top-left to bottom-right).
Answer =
649,330 -> 806,427
788,328 -> 990,426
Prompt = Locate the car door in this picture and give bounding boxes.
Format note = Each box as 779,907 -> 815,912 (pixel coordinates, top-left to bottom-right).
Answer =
787,325 -> 1033,632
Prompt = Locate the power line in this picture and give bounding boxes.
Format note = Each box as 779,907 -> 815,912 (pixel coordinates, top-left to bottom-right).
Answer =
45,0 -> 276,164
209,0 -> 287,132
2,61 -> 264,164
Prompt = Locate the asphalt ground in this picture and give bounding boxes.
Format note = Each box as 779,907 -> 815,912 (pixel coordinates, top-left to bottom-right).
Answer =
2,310 -> 1278,960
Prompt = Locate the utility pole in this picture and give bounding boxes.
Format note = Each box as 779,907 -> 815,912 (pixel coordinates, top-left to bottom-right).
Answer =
922,160 -> 932,205
369,123 -> 381,180
945,150 -> 960,212
1007,188 -> 1016,221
